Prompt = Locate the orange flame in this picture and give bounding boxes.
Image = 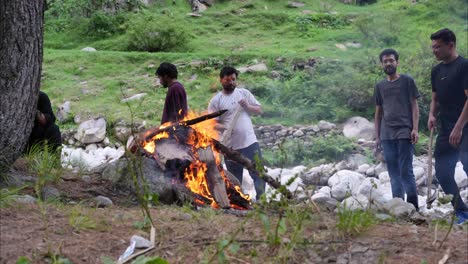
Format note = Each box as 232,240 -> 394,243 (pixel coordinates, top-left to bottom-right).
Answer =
140,110 -> 250,209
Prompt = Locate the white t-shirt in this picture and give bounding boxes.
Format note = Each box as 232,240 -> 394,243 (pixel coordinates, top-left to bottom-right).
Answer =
208,88 -> 260,150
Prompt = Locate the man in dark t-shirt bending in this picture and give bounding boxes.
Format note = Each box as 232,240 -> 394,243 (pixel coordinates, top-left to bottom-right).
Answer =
428,28 -> 468,224
374,48 -> 420,210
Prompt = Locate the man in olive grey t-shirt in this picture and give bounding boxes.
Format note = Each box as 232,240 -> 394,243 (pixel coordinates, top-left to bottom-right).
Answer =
374,48 -> 420,210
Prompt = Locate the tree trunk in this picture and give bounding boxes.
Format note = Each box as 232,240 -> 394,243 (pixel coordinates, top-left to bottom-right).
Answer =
0,0 -> 44,171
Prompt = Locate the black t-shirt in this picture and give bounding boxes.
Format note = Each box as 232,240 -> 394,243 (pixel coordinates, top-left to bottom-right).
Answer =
431,56 -> 468,135
375,74 -> 420,140
161,81 -> 188,124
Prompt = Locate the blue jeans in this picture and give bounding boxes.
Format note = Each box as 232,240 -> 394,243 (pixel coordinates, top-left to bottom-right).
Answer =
382,139 -> 419,209
434,131 -> 468,212
225,142 -> 266,200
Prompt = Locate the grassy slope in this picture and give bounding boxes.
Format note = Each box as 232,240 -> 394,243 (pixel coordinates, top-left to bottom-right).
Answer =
42,0 -> 467,127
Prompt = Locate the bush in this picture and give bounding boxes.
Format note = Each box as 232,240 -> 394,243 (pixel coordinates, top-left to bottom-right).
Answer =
355,14 -> 401,46
86,11 -> 127,38
126,13 -> 190,52
295,13 -> 350,34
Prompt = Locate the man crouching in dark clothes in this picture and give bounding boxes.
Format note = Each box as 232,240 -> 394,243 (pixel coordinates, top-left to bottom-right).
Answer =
27,91 -> 62,152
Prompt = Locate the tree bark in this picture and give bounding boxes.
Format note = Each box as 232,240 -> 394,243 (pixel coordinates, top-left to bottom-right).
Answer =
0,0 -> 44,171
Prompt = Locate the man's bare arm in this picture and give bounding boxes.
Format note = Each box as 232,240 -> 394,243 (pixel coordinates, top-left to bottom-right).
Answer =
428,92 -> 438,130
411,98 -> 419,144
449,89 -> 468,146
374,105 -> 383,148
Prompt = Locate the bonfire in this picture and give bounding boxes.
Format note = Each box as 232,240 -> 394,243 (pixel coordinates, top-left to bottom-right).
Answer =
137,110 -> 252,210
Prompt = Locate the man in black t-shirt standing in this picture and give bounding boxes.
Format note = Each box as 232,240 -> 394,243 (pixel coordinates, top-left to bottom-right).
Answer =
428,28 -> 468,225
374,49 -> 420,210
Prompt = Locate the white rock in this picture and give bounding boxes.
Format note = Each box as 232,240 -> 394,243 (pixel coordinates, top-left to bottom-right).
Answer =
345,42 -> 362,48
237,67 -> 249,73
383,198 -> 416,218
94,196 -> 113,207
342,116 -> 374,141
378,171 -> 390,184
56,101 -> 72,122
13,195 -> 37,204
357,164 -> 370,174
81,47 -> 96,52
312,192 -> 329,200
329,170 -> 365,201
413,166 -> 425,180
328,170 -> 365,187
334,160 -> 349,171
374,162 -> 387,176
293,130 -> 304,137
247,63 -> 268,72
455,163 -> 467,188
85,144 -> 98,152
318,120 -> 335,131
75,117 -> 107,144
318,186 -> 331,196
366,167 -> 375,177
61,145 -> 125,171
121,93 -> 148,103
346,154 -> 368,170
335,43 -> 347,51
340,195 -> 369,211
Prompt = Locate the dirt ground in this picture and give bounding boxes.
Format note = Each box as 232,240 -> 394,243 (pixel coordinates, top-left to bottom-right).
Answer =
1,169 -> 467,264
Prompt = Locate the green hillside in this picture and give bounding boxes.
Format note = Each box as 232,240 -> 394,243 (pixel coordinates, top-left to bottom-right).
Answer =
42,0 -> 467,127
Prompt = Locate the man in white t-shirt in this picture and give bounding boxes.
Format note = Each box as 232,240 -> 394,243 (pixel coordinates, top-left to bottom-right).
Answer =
208,66 -> 265,200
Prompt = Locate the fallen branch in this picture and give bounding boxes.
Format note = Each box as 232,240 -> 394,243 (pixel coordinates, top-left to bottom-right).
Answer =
438,213 -> 456,249
438,248 -> 451,264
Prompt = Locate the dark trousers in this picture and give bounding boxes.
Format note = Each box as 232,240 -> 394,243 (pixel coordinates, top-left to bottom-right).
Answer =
382,139 -> 419,209
27,124 -> 62,152
225,142 -> 266,200
434,132 -> 468,212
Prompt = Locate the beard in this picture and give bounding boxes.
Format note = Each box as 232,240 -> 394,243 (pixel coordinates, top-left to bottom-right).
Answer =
384,65 -> 397,75
223,84 -> 235,92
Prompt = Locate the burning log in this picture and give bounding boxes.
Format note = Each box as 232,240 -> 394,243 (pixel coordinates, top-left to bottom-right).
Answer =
129,110 -> 227,153
212,139 -> 293,199
197,146 -> 230,209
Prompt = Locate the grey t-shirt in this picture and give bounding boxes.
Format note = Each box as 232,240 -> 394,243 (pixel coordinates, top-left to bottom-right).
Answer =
374,74 -> 420,140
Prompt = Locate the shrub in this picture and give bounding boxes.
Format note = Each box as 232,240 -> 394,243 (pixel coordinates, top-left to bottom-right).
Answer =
86,11 -> 127,38
295,13 -> 350,34
355,14 -> 401,46
126,13 -> 190,52
24,144 -> 62,199
336,207 -> 376,236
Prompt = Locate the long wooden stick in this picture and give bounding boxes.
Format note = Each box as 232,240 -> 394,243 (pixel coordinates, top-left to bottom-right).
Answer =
145,109 -> 227,142
426,127 -> 435,209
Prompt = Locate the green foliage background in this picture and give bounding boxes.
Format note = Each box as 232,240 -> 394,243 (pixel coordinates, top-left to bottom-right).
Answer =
42,0 -> 467,129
